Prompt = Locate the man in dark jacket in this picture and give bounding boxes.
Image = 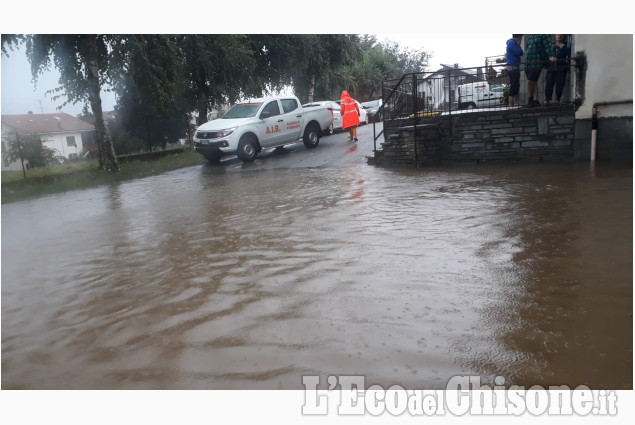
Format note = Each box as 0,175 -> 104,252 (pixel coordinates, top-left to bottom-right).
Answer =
544,34 -> 571,105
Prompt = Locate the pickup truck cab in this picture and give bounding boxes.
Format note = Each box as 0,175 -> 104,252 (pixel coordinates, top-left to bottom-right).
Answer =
194,96 -> 333,163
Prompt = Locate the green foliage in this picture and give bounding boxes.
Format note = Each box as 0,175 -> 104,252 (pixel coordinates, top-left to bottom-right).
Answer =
111,129 -> 148,155
3,133 -> 60,168
246,34 -> 296,94
23,35 -> 111,109
77,105 -> 95,124
109,35 -> 183,116
1,34 -> 25,56
285,34 -> 361,103
335,35 -> 431,101
110,67 -> 189,153
177,34 -> 263,124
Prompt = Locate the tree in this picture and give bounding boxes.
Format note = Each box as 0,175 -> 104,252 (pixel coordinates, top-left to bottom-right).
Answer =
178,35 -> 262,125
3,133 -> 60,169
176,34 -> 361,119
3,35 -> 189,171
285,34 -> 360,103
17,35 -> 121,171
336,35 -> 431,101
109,35 -> 189,151
110,80 -> 189,153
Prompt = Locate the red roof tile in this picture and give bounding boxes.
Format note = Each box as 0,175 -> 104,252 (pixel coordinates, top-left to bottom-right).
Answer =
1,112 -> 95,134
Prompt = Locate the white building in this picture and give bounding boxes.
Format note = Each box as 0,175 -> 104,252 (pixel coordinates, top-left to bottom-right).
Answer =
567,34 -> 633,160
572,34 -> 633,119
1,112 -> 95,170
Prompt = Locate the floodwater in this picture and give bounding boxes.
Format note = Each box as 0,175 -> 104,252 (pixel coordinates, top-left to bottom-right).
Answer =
1,159 -> 632,390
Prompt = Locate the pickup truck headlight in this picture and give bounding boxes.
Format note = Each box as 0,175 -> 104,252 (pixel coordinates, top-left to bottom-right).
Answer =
216,127 -> 236,137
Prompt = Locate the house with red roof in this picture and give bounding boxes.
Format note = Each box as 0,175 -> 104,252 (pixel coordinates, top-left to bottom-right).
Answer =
1,112 -> 95,170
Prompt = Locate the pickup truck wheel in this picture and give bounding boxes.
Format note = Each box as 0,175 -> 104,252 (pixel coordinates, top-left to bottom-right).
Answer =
303,123 -> 320,149
237,134 -> 259,162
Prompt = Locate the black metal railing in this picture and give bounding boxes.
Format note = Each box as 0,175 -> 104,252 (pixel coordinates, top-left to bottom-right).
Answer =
373,59 -> 578,151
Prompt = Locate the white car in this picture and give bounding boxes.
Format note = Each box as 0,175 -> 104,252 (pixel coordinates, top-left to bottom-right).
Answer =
356,100 -> 369,125
335,99 -> 368,126
361,99 -> 383,122
303,100 -> 341,134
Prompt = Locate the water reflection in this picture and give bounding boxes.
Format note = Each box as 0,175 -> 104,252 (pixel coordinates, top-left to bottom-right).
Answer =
470,164 -> 633,389
1,162 -> 632,389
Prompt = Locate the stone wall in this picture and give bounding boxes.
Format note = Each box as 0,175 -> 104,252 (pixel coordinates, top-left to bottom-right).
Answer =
370,105 -> 578,167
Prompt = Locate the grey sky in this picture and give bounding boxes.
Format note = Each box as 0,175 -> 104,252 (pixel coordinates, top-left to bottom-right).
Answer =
1,46 -> 117,116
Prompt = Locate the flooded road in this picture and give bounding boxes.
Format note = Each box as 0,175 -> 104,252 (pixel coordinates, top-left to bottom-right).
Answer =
1,127 -> 632,390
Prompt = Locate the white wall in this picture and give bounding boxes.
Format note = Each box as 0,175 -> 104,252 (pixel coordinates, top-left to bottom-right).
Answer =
1,126 -> 87,170
574,34 -> 633,119
41,131 -> 85,159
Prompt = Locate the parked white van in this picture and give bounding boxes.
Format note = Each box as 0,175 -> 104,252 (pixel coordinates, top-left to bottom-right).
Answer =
455,82 -> 504,109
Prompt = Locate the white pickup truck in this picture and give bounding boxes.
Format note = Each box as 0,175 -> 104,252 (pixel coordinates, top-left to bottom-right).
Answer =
194,96 -> 333,163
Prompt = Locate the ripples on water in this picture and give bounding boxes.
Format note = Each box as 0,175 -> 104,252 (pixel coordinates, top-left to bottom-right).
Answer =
1,162 -> 632,389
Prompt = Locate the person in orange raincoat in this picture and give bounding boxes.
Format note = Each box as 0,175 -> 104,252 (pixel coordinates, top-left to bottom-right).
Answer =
340,90 -> 360,141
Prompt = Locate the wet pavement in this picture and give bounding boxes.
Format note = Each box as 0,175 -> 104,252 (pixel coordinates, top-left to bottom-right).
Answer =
1,123 -> 632,389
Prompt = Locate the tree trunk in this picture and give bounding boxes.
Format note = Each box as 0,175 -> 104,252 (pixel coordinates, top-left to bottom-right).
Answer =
86,35 -> 119,172
308,75 -> 315,103
15,132 -> 27,180
145,117 -> 152,152
197,89 -> 208,126
185,112 -> 193,147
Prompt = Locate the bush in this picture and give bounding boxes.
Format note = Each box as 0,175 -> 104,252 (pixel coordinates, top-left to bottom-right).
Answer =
3,134 -> 60,169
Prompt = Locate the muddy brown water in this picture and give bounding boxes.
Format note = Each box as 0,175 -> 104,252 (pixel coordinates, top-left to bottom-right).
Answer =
1,158 -> 632,390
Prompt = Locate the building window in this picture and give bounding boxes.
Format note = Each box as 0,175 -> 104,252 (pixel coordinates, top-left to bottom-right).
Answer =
66,136 -> 76,147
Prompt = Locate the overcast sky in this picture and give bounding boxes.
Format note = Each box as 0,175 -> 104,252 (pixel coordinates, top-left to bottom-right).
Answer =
1,33 -> 508,116
378,33 -> 508,70
1,47 -> 118,116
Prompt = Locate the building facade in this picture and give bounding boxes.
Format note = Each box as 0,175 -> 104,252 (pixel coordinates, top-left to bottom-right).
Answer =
1,112 -> 95,170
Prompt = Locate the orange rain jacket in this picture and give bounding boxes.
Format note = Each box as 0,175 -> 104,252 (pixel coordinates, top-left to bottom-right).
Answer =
340,91 -> 360,129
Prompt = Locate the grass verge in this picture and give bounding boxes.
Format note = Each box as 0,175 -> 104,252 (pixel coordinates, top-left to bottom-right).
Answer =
1,148 -> 207,204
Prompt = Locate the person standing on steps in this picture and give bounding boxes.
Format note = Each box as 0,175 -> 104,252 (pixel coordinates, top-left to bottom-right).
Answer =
523,34 -> 553,107
544,34 -> 571,105
340,90 -> 360,142
506,34 -> 523,107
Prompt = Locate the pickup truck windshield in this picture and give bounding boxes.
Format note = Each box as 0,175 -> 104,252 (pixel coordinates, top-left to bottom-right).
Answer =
223,103 -> 263,119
